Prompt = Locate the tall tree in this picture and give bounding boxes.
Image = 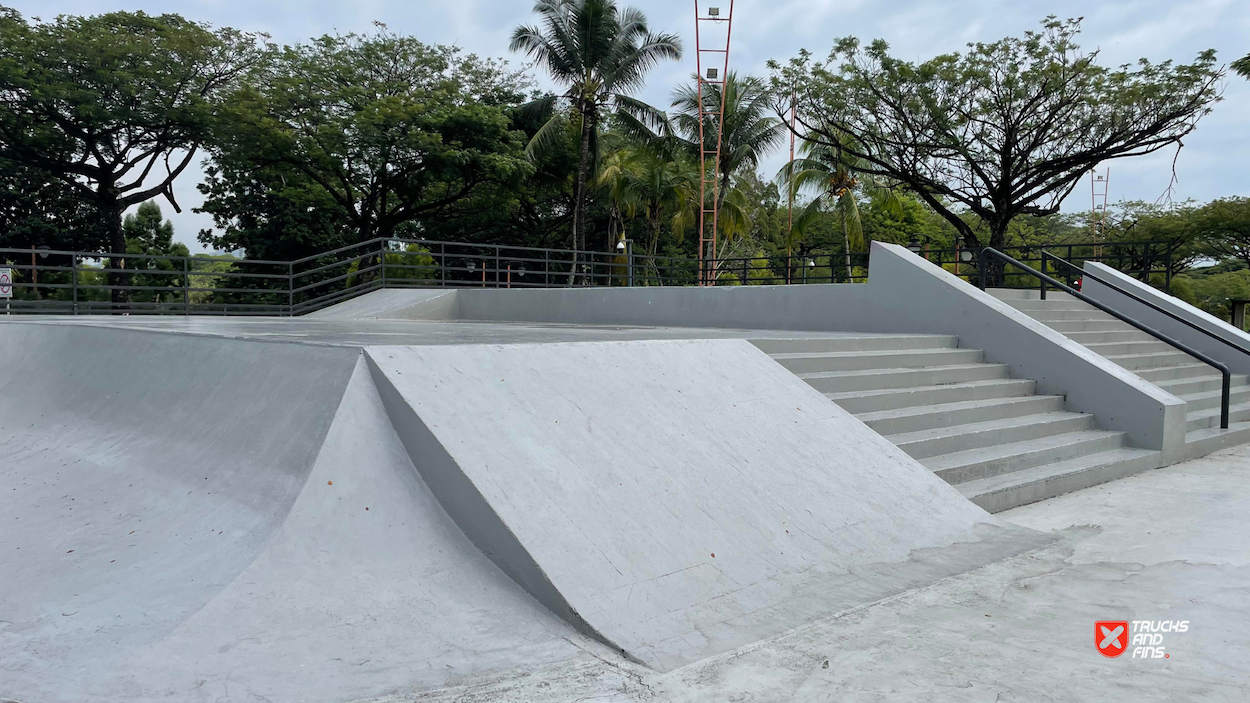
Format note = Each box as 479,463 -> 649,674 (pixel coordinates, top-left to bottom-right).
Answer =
671,71 -> 786,205
0,8 -> 267,299
202,27 -> 533,258
778,128 -> 899,280
510,0 -> 681,272
771,17 -> 1223,258
1192,197 -> 1250,269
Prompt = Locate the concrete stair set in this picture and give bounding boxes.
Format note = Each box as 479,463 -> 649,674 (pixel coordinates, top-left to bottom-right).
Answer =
990,289 -> 1250,456
751,335 -> 1161,513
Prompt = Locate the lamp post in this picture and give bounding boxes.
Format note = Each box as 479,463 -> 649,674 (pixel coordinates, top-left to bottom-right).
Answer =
616,239 -> 634,287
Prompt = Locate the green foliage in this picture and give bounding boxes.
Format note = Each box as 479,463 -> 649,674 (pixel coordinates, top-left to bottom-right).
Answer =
1233,53 -> 1250,79
0,7 -> 267,253
771,17 -> 1224,248
199,26 -> 532,259
511,0 -> 681,256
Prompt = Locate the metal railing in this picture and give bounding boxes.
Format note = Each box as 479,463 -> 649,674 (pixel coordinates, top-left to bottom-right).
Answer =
978,247 -> 1231,429
0,237 -> 1182,316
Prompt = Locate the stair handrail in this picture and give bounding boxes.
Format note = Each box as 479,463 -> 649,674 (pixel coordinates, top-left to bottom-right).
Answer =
977,247 -> 1230,429
1040,250 -> 1250,359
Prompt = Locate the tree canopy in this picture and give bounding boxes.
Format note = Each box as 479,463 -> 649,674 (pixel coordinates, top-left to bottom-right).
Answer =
770,17 -> 1224,249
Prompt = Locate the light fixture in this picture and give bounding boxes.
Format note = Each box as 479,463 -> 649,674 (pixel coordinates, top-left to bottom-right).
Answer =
960,250 -> 974,262
807,259 -> 815,268
36,244 -> 51,259
517,265 -> 526,278
616,240 -> 626,252
706,68 -> 718,80
467,260 -> 476,272
708,7 -> 720,17
906,238 -> 923,254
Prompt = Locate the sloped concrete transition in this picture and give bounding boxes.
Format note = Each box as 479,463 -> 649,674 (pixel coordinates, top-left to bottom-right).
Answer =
0,322 -> 1051,702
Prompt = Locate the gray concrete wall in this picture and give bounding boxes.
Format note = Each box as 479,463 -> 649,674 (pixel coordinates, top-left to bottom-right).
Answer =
1082,261 -> 1250,376
364,339 -> 1049,671
861,243 -> 1187,456
456,280 -> 874,331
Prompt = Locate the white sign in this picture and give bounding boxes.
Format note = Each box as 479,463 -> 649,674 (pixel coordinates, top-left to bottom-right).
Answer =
0,267 -> 11,299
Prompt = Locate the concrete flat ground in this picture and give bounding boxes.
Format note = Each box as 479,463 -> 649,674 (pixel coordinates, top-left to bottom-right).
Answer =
4,316 -> 892,347
389,445 -> 1250,703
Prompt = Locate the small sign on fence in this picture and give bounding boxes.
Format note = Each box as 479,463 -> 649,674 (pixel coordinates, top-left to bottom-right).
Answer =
0,267 -> 12,299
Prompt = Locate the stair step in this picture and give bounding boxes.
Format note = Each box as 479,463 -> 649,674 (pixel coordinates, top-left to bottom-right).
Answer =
923,430 -> 1127,484
1184,421 -> 1250,459
1043,319 -> 1139,333
825,378 -> 1037,414
858,395 -> 1065,435
1003,299 -> 1093,312
957,447 -> 1163,513
986,289 -> 1076,302
770,348 -> 983,374
890,412 -> 1096,460
1104,350 -> 1196,370
1064,329 -> 1158,344
796,363 -> 1010,394
1184,401 -> 1250,432
1025,309 -> 1122,322
1136,363 -> 1219,382
1178,383 -> 1250,411
1083,340 -> 1176,356
750,335 -> 958,354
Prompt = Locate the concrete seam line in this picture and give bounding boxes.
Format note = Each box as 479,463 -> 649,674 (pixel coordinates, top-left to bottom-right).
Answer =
361,348 -> 641,665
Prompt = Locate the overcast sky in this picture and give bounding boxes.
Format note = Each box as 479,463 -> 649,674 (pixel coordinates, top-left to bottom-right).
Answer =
7,0 -> 1249,252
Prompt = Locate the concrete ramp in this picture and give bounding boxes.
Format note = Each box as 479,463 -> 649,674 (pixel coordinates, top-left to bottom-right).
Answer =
365,339 -> 1050,670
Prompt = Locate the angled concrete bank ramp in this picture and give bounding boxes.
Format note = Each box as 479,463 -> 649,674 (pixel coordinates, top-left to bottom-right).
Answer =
365,339 -> 1052,670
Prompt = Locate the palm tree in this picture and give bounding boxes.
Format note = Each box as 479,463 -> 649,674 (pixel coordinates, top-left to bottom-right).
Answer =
510,0 -> 681,279
669,72 -> 783,271
670,72 -> 785,207
778,129 -> 899,281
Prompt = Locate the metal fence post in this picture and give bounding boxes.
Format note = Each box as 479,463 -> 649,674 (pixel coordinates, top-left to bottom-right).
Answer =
71,253 -> 78,315
626,240 -> 635,287
380,239 -> 388,289
288,262 -> 295,316
183,257 -> 190,315
495,246 -> 501,289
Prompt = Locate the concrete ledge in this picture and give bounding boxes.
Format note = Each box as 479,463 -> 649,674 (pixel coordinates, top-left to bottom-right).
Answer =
1083,261 -> 1250,376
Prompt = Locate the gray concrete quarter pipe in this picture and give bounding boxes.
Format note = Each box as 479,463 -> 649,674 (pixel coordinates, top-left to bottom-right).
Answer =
0,318 -> 1052,702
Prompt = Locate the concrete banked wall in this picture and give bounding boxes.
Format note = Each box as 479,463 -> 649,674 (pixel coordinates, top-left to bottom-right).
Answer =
363,339 -> 1042,669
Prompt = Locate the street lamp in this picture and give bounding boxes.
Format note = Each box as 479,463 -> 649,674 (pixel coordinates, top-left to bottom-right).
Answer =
906,238 -> 923,254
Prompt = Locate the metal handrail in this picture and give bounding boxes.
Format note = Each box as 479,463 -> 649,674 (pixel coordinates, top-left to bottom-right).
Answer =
978,247 -> 1230,429
1042,251 -> 1250,358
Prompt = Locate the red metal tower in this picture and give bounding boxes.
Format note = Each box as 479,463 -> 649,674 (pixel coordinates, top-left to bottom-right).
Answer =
1091,167 -> 1110,239
694,1 -> 734,285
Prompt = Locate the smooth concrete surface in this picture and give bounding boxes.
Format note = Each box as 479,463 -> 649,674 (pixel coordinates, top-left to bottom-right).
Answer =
306,288 -> 458,320
363,445 -> 1250,702
1,319 -> 1058,701
364,339 -> 1051,670
455,279 -> 874,331
5,316 -> 892,347
1083,261 -> 1250,376
862,243 -> 1187,457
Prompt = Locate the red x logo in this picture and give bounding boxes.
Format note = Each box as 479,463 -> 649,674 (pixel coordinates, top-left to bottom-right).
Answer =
1096,621 -> 1129,658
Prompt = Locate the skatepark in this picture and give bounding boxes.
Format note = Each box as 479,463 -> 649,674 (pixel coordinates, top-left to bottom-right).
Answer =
2,242 -> 1249,702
